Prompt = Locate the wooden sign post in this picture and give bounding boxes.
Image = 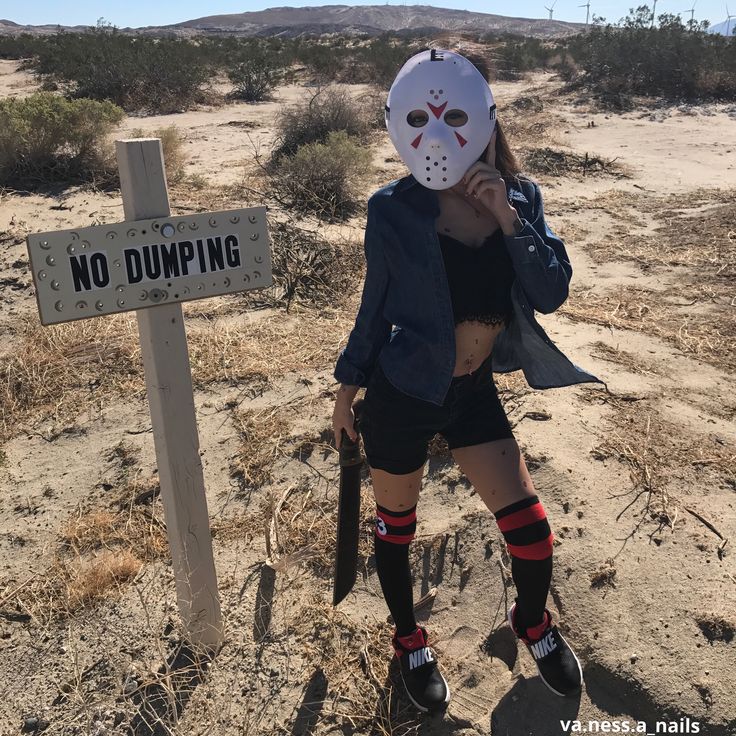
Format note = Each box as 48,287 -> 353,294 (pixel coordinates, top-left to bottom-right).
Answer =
25,139 -> 273,650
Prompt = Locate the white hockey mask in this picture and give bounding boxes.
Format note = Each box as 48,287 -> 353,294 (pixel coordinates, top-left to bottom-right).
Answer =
385,48 -> 496,190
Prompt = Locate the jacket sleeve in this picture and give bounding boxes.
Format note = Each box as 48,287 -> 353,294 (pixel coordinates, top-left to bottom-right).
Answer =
503,182 -> 572,314
333,198 -> 392,388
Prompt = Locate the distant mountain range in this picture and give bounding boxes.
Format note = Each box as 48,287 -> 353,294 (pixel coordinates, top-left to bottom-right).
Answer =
706,18 -> 735,35
0,4 -> 587,39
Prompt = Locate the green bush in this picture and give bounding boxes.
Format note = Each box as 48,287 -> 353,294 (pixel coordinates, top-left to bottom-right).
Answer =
0,33 -> 43,60
338,35 -> 418,88
127,125 -> 188,186
269,85 -> 372,166
270,130 -> 373,221
561,6 -> 736,103
227,54 -> 283,102
0,92 -> 124,188
25,28 -> 214,114
493,37 -> 555,80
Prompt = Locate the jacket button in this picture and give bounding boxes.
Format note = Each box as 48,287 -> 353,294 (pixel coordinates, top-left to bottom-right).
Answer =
528,244 -> 535,252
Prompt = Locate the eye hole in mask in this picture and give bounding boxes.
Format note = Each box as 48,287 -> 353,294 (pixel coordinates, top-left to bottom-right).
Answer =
406,109 -> 429,127
443,109 -> 468,127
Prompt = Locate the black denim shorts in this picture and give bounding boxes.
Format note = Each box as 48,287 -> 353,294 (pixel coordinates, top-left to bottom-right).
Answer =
359,353 -> 515,475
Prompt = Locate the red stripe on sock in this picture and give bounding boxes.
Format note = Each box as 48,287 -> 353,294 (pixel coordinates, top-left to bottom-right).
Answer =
496,503 -> 547,533
507,535 -> 554,560
377,509 -> 416,528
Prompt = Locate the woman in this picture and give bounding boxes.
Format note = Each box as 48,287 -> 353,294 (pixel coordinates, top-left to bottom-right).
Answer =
332,49 -> 602,712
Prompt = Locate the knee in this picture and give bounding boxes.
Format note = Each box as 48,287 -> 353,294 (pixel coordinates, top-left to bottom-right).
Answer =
494,495 -> 553,560
374,503 -> 417,545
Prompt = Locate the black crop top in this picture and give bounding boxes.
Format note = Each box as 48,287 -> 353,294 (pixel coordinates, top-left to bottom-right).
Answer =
437,227 -> 515,328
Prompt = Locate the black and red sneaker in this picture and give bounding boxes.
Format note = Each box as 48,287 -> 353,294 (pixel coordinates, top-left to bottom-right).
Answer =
508,600 -> 583,697
391,626 -> 451,713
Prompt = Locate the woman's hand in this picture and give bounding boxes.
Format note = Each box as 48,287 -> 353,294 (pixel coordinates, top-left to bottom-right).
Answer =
332,399 -> 358,451
457,129 -> 519,228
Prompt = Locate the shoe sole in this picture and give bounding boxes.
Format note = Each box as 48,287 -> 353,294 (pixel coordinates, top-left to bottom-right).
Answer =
398,666 -> 451,714
507,605 -> 584,698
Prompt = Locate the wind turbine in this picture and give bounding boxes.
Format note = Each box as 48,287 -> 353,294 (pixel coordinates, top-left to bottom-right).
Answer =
544,0 -> 558,19
727,4 -> 735,36
681,0 -> 696,23
579,0 -> 591,26
650,0 -> 660,26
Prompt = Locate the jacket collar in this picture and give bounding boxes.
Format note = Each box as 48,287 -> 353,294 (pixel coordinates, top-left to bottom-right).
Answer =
390,173 -> 529,217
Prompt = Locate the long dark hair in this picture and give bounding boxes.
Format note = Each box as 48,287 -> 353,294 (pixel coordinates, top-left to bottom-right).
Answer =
482,119 -> 526,185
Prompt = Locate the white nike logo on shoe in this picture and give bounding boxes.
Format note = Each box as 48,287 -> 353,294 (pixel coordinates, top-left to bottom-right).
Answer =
408,647 -> 435,670
530,631 -> 557,660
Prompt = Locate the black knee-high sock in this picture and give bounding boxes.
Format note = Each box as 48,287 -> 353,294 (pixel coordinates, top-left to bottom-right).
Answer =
511,555 -> 553,632
374,504 -> 417,636
495,495 -> 554,634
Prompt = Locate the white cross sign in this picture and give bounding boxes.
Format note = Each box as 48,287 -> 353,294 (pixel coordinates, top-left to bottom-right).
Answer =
22,138 -> 276,650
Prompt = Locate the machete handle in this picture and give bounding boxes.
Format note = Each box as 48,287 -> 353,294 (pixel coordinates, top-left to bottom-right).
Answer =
338,398 -> 364,467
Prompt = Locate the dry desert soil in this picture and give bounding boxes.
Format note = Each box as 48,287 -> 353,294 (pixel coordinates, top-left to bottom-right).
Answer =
0,55 -> 735,736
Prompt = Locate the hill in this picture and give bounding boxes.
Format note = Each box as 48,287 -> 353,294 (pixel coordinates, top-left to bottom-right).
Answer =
0,3 -> 587,39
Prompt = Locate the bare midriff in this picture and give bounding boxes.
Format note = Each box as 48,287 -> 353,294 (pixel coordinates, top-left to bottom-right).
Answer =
452,319 -> 505,376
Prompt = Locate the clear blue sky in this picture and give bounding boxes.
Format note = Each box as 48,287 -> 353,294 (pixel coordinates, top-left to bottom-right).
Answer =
2,0 -> 729,30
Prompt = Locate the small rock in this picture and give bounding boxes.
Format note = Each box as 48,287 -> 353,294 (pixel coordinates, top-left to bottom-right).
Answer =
630,654 -> 638,663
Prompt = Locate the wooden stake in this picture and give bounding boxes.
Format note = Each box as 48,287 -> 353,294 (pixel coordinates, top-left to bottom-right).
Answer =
116,139 -> 223,650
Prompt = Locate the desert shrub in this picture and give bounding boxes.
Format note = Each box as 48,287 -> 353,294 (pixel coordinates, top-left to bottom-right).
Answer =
25,28 -> 214,114
296,43 -> 346,82
0,92 -> 124,188
339,35 -> 418,88
127,125 -> 188,185
493,37 -> 555,80
269,85 -> 372,166
270,130 -> 373,221
240,219 -> 364,312
561,6 -> 736,103
227,53 -> 283,102
0,33 -> 43,60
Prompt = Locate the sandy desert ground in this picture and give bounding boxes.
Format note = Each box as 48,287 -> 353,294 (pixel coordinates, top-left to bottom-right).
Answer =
0,53 -> 735,736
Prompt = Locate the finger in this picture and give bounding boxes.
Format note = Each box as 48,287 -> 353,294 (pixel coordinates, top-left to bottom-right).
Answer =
473,179 -> 503,200
465,170 -> 488,193
466,169 -> 499,195
461,162 -> 483,184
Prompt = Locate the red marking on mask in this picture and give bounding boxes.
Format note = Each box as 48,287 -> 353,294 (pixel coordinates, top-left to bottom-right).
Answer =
455,132 -> 467,147
427,101 -> 447,119
410,133 -> 423,149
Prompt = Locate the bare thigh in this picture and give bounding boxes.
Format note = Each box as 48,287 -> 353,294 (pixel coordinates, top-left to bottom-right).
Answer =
368,464 -> 424,512
450,437 -> 536,514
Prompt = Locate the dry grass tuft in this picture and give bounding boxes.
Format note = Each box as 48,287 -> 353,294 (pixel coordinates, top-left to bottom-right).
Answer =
2,473 -> 168,624
230,406 -> 294,489
589,341 -> 659,376
524,147 -> 627,179
587,187 -> 736,274
64,550 -> 143,610
265,480 -> 376,579
0,315 -> 141,441
559,283 -> 736,373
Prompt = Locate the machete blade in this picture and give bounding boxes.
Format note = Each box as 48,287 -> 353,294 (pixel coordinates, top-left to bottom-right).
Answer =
333,399 -> 365,606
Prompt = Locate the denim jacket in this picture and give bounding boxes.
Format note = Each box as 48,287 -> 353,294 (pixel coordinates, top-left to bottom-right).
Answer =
333,172 -> 603,406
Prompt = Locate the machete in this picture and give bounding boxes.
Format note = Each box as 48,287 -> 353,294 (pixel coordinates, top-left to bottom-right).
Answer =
333,398 -> 365,606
